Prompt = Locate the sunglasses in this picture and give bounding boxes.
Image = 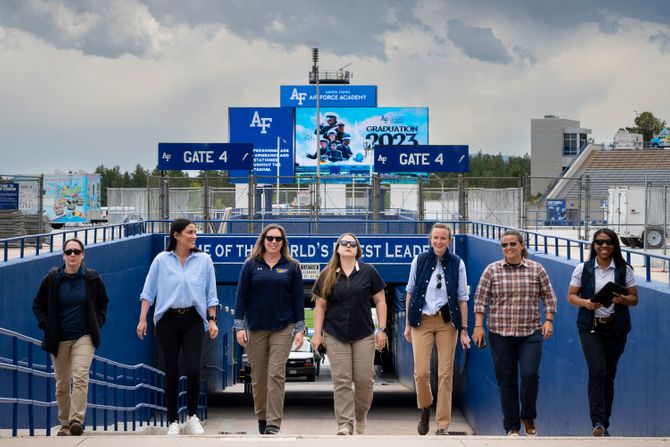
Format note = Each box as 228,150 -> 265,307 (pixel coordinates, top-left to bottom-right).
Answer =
339,240 -> 358,248
500,241 -> 518,248
64,249 -> 82,256
594,239 -> 614,246
265,236 -> 284,242
436,273 -> 443,289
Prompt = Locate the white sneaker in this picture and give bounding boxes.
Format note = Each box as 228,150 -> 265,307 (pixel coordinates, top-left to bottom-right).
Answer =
167,421 -> 180,436
337,424 -> 352,435
186,415 -> 205,435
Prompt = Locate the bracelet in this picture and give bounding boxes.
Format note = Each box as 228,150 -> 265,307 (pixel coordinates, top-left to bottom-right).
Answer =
474,325 -> 483,328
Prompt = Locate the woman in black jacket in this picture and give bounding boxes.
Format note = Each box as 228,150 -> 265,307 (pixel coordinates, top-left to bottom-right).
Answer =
32,239 -> 109,437
567,229 -> 637,436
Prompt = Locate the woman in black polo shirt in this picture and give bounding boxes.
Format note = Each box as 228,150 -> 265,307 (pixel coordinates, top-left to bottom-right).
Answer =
234,224 -> 305,435
311,233 -> 387,436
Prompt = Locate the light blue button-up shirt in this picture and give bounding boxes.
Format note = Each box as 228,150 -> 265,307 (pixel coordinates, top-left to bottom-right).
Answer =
406,256 -> 469,316
140,251 -> 219,329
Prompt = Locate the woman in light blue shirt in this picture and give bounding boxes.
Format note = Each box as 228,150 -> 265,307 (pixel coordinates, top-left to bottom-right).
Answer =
136,218 -> 219,436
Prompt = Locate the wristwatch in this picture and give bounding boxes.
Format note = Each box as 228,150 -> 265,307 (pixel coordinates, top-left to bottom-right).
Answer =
461,325 -> 468,330
207,315 -> 218,322
377,327 -> 386,333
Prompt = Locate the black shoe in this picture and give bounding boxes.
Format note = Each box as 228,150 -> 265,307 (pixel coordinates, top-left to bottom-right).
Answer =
69,420 -> 83,436
592,424 -> 605,437
604,429 -> 611,437
258,419 -> 267,434
417,407 -> 430,435
264,424 -> 280,435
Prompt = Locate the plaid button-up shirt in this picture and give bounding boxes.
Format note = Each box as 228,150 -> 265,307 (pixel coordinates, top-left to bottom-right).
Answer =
474,258 -> 557,337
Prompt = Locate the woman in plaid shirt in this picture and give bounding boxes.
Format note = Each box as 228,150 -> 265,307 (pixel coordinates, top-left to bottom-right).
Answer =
472,230 -> 557,437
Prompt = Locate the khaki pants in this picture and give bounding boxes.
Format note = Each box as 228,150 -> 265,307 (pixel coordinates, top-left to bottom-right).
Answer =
51,335 -> 95,426
324,332 -> 376,430
246,324 -> 294,427
411,315 -> 458,430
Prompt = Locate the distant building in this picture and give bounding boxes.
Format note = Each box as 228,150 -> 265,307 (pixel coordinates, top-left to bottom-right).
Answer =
530,115 -> 591,195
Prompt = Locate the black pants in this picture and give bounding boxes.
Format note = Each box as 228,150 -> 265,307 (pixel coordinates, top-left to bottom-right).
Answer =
489,330 -> 543,432
579,324 -> 627,429
156,310 -> 204,422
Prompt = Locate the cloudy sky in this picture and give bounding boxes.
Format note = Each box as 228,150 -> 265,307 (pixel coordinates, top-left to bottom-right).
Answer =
1,0 -> 669,175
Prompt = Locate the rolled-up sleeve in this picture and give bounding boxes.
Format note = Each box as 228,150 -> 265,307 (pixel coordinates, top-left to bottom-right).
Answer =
538,267 -> 558,313
457,260 -> 469,301
206,256 -> 219,308
140,256 -> 159,305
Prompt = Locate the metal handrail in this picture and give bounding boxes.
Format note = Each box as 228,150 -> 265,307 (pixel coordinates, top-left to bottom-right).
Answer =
0,327 -> 207,437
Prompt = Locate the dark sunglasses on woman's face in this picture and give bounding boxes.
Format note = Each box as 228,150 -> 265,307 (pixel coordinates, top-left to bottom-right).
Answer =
594,239 -> 614,246
500,241 -> 518,248
64,249 -> 82,256
339,240 -> 358,248
265,236 -> 284,242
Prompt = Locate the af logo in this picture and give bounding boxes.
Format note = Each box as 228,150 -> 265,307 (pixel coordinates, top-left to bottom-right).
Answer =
249,111 -> 272,134
377,154 -> 387,164
161,152 -> 171,162
290,88 -> 307,105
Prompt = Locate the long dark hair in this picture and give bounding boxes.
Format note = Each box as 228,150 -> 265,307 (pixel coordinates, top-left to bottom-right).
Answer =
589,228 -> 631,269
165,218 -> 201,253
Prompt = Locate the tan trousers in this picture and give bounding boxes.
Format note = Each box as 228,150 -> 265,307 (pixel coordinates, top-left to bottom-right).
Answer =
324,332 -> 376,430
411,315 -> 458,430
246,324 -> 294,427
51,335 -> 95,426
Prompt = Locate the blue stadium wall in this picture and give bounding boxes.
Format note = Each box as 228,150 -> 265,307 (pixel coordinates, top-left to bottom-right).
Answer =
461,235 -> 670,436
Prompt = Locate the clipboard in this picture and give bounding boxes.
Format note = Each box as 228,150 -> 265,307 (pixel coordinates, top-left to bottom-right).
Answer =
590,282 -> 627,307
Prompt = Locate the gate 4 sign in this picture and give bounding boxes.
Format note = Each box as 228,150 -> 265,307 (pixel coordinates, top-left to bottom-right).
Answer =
374,145 -> 469,173
158,143 -> 253,171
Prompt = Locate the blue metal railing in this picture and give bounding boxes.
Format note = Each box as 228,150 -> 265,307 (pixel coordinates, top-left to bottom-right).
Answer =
470,221 -> 670,285
0,327 -> 206,436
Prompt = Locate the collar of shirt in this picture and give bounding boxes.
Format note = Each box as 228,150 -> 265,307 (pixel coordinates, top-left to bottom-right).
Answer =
59,264 -> 85,278
168,250 -> 197,262
336,261 -> 360,274
596,259 -> 616,272
502,258 -> 529,269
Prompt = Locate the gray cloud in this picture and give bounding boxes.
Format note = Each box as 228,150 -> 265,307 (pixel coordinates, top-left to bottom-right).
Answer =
650,31 -> 670,54
511,45 -> 537,65
447,18 -> 512,64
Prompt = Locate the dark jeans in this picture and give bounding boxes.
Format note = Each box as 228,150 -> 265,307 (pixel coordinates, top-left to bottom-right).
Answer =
579,325 -> 627,429
489,330 -> 543,432
156,310 -> 204,422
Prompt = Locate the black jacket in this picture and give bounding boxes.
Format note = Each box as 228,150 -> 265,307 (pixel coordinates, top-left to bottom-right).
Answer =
32,266 -> 109,356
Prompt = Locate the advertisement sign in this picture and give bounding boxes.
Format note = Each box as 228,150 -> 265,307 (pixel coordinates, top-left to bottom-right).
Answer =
229,107 -> 295,183
295,107 -> 429,175
280,85 -> 377,108
158,143 -> 253,171
43,175 -> 100,224
546,199 -> 567,225
185,235 -> 431,265
0,183 -> 19,210
374,145 -> 469,173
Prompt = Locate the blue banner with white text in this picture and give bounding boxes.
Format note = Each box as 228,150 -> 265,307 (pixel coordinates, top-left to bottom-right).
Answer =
280,85 -> 377,108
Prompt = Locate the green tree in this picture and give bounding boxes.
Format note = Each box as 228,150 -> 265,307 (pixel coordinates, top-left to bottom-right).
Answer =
626,111 -> 666,143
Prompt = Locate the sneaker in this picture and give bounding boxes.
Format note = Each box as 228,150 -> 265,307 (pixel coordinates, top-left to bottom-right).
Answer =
417,407 -> 431,435
435,428 -> 449,435
186,415 -> 205,435
258,419 -> 267,434
337,424 -> 352,435
355,419 -> 366,435
592,424 -> 605,437
167,421 -> 180,436
521,418 -> 537,436
507,429 -> 520,436
264,424 -> 280,435
69,420 -> 83,436
56,425 -> 70,436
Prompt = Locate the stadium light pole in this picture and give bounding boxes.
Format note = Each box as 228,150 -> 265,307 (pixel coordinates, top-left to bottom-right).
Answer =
313,47 -> 320,217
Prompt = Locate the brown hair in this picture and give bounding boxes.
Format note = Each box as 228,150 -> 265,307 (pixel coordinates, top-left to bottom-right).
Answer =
63,238 -> 84,253
501,229 -> 528,258
248,224 -> 298,265
313,233 -> 362,302
428,222 -> 453,239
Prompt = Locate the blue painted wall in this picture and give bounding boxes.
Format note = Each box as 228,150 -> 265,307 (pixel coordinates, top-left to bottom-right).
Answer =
462,235 -> 670,436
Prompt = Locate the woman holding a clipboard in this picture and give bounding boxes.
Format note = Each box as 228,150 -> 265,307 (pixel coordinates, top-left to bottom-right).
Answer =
567,228 -> 638,437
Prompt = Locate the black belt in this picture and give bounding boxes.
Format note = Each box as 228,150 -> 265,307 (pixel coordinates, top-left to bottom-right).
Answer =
593,316 -> 612,326
167,306 -> 195,315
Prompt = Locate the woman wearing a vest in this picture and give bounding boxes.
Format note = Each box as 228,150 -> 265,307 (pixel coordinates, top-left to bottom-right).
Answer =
568,228 -> 637,437
311,233 -> 387,436
404,223 -> 471,436
473,230 -> 557,437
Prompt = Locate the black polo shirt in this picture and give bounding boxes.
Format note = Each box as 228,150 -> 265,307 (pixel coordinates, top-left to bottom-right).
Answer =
313,261 -> 386,342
